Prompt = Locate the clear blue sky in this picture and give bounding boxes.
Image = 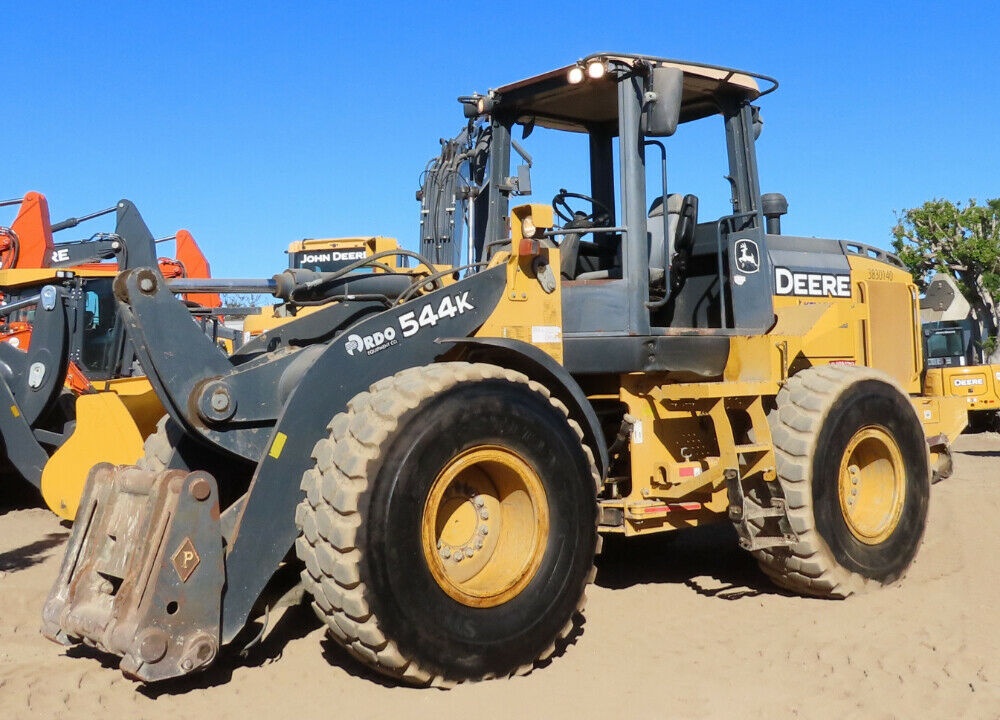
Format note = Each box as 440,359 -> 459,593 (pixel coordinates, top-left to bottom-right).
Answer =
5,1 -> 998,279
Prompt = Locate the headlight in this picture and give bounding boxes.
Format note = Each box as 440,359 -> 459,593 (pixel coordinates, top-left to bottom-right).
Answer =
586,60 -> 606,79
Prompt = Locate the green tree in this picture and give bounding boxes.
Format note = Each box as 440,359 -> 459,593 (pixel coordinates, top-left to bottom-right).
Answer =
892,198 -> 1000,359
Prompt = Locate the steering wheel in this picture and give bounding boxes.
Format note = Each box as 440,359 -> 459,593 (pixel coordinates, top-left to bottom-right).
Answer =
552,189 -> 612,226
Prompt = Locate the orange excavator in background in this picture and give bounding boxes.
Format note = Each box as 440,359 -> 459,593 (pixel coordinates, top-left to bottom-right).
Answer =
0,190 -> 220,297
0,191 -> 52,269
0,192 -> 222,518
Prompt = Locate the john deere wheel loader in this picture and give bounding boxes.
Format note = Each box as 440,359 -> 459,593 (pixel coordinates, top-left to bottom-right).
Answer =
43,54 -> 968,686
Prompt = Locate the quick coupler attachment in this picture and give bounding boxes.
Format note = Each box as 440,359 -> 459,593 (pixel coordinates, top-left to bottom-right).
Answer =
42,463 -> 224,682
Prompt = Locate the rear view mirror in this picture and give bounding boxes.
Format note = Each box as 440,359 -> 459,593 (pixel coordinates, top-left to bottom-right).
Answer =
752,106 -> 764,140
642,66 -> 683,137
516,165 -> 532,196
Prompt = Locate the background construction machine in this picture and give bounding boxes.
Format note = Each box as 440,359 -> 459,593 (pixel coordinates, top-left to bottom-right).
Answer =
0,196 -> 220,518
243,235 -> 411,336
0,191 -> 54,269
0,191 -> 222,344
919,273 -> 1000,431
44,54 -> 968,687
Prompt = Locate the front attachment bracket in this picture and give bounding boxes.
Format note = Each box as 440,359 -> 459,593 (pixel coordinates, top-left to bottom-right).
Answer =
42,463 -> 224,682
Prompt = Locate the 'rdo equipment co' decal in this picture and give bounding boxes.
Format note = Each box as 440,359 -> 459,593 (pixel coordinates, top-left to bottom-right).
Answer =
774,267 -> 851,298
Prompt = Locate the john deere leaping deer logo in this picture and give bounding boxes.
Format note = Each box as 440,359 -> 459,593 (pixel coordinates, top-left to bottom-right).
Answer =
734,238 -> 760,274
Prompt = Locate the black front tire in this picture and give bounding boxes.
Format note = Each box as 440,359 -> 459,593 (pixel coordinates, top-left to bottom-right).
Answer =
295,363 -> 599,685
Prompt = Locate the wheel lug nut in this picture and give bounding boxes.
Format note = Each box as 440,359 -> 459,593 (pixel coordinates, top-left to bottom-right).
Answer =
479,509 -> 489,520
479,525 -> 488,536
473,496 -> 485,508
440,547 -> 451,559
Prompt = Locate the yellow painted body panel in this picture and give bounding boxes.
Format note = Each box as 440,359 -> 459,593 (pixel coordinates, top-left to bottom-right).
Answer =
475,205 -> 564,363
40,382 -> 162,521
587,248 -> 956,536
770,298 -> 860,370
910,394 -> 969,444
0,266 -> 118,289
924,364 -> 1000,411
768,255 -> 922,392
94,376 -> 166,438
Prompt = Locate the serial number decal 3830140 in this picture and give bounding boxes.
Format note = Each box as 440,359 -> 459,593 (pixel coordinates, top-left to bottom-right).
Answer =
867,267 -> 895,282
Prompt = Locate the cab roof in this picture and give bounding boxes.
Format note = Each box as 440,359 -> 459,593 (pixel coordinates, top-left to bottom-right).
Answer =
487,53 -> 776,133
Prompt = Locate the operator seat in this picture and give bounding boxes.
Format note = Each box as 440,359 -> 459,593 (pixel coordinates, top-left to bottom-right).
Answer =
648,194 -> 680,287
648,194 -> 698,291
669,194 -> 698,292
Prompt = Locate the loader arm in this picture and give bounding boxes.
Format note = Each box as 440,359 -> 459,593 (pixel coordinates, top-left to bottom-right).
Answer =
220,266 -> 506,639
0,285 -> 71,487
0,285 -> 71,425
43,264 -> 509,680
113,268 -> 408,462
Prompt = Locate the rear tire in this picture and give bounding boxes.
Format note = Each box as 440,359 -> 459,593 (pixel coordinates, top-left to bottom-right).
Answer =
756,365 -> 930,597
295,362 -> 599,685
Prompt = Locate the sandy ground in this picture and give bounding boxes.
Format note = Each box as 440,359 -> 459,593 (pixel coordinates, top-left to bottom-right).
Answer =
1,434 -> 998,720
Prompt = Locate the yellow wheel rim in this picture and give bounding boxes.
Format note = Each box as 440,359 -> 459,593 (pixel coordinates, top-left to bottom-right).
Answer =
837,426 -> 906,545
422,446 -> 549,608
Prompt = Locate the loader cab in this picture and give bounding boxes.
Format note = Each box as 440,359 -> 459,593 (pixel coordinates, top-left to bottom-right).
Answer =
76,276 -> 131,380
0,271 -> 132,382
923,319 -> 979,368
463,54 -> 778,374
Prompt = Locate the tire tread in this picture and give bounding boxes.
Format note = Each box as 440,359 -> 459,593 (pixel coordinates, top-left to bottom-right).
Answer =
294,362 -> 600,686
754,365 -> 926,598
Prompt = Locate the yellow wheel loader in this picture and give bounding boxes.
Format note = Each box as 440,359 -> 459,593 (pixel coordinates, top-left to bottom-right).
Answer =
43,54 -> 968,686
0,199 -> 216,519
919,274 -> 1000,436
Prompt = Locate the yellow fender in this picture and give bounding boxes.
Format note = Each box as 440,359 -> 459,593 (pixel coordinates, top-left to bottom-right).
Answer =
41,392 -> 147,521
